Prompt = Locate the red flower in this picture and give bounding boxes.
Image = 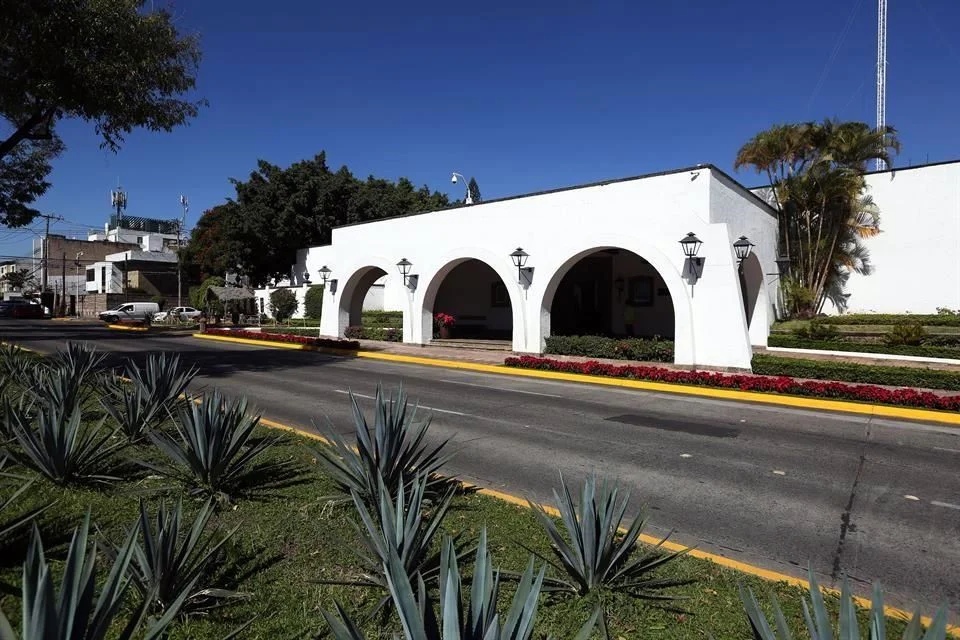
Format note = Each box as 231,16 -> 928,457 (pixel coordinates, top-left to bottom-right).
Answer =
502,356 -> 960,412
434,313 -> 456,328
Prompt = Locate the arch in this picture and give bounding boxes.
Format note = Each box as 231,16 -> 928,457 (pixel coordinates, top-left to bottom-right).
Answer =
538,243 -> 692,363
420,256 -> 524,349
337,264 -> 390,337
740,252 -> 770,346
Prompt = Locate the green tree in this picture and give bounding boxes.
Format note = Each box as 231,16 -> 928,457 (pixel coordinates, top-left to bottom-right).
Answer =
304,285 -> 324,319
735,120 -> 899,316
468,176 -> 482,203
182,153 -> 452,286
269,289 -> 298,322
191,276 -> 225,315
0,268 -> 33,291
0,0 -> 204,227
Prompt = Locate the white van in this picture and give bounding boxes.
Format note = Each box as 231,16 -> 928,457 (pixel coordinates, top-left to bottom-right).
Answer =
98,302 -> 160,324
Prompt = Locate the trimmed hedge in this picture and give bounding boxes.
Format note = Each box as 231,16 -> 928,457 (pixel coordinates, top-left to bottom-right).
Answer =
818,314 -> 960,327
206,328 -> 359,350
544,335 -> 674,363
504,355 -> 960,411
752,354 -> 960,391
361,310 -> 403,328
344,326 -> 402,342
304,285 -> 324,319
768,335 -> 960,360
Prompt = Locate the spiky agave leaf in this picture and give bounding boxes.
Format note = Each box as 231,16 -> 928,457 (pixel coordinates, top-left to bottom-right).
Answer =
0,513 -> 154,640
0,456 -> 53,543
147,389 -> 287,501
102,381 -> 165,441
528,473 -> 690,598
104,498 -> 244,620
125,352 -> 197,415
311,385 -> 455,507
3,392 -> 124,485
48,341 -> 108,386
738,568 -> 950,640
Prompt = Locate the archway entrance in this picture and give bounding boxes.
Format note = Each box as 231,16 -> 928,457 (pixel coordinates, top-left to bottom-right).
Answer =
548,248 -> 675,340
337,266 -> 389,336
427,259 -> 513,341
739,253 -> 769,344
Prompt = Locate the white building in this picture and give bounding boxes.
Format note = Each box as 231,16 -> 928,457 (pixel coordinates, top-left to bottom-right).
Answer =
254,160 -> 960,370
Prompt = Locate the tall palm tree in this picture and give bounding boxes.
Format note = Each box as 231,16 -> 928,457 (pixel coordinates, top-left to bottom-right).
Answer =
735,120 -> 899,317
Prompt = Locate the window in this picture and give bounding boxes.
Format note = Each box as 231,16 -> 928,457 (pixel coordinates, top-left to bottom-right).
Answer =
136,236 -> 143,245
86,269 -> 95,282
101,267 -> 106,292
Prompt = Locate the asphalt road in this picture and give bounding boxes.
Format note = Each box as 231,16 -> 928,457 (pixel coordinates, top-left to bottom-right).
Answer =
2,319 -> 959,618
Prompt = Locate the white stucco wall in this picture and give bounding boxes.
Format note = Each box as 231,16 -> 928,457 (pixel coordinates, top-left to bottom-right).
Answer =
267,166 -> 775,370
829,161 -> 960,314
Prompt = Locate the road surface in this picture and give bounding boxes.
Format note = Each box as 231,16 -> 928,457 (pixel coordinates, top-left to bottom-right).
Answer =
2,319 -> 958,617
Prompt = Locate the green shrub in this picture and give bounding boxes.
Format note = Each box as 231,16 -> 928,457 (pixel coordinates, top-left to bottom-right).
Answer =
885,321 -> 927,346
344,326 -> 402,341
269,288 -> 298,322
819,313 -> 960,327
304,285 -> 324,319
361,310 -> 403,328
191,276 -> 225,313
544,335 -> 674,362
768,335 -> 960,360
751,354 -> 960,391
792,318 -> 839,340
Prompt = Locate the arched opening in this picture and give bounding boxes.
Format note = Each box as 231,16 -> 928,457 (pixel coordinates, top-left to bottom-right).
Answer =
546,248 -> 675,340
337,266 -> 389,336
739,253 -> 769,344
423,259 -> 513,341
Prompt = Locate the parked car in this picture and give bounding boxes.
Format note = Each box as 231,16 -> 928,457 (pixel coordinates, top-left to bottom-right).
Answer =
153,306 -> 202,322
0,299 -> 44,319
98,302 -> 160,324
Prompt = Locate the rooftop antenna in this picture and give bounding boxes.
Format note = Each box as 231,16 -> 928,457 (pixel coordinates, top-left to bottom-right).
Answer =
875,0 -> 887,170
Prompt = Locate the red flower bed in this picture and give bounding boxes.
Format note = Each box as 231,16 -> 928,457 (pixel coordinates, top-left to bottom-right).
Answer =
504,356 -> 960,412
205,328 -> 360,351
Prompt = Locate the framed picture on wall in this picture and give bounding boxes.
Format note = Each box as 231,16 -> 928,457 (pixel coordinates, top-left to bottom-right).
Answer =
627,276 -> 653,307
490,281 -> 510,307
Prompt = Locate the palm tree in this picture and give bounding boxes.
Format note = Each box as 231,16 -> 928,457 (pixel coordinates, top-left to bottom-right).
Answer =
735,120 -> 899,317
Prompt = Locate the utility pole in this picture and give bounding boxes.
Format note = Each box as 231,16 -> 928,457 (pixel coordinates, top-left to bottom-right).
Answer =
35,213 -> 63,297
60,252 -> 67,316
178,195 -> 188,307
75,251 -> 84,317
111,185 -> 128,299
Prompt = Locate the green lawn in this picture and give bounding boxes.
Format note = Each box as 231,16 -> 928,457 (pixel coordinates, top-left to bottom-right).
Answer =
1,422 -> 915,639
771,320 -> 960,336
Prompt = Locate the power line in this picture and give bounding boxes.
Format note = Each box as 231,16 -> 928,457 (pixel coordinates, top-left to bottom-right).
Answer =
805,0 -> 867,115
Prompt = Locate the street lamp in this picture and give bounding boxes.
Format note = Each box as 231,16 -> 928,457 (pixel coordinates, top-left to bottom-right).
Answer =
451,172 -> 473,205
177,195 -> 188,306
111,186 -> 129,297
510,247 -> 531,284
733,235 -> 754,265
775,256 -> 792,276
318,265 -> 331,287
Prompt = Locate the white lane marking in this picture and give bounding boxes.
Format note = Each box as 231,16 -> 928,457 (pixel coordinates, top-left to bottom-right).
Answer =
438,379 -> 563,398
680,453 -> 693,458
904,495 -> 920,501
333,389 -> 469,417
772,470 -> 786,476
933,446 -> 960,454
930,500 -> 960,510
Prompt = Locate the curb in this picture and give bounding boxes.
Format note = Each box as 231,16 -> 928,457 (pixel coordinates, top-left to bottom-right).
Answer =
107,324 -> 149,332
192,332 -> 960,426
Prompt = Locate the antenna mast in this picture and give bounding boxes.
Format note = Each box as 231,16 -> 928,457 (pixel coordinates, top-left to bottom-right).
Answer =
876,0 -> 887,170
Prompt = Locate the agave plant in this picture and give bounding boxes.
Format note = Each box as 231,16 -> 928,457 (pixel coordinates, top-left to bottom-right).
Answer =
528,474 -> 690,598
739,569 -> 949,640
0,456 -> 51,545
312,385 -> 454,507
0,513 -> 185,640
3,394 -> 124,485
125,352 -> 197,414
0,344 -> 45,398
49,341 -> 109,385
102,381 -> 166,442
328,473 -> 461,617
104,499 -> 244,621
148,390 -> 285,501
323,528 -> 599,640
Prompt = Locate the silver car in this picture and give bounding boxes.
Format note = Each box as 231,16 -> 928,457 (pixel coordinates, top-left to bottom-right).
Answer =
153,306 -> 202,322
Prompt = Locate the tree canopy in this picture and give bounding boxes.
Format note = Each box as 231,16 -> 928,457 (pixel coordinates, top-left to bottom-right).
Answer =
0,0 -> 204,227
468,177 -> 482,203
735,120 -> 900,316
181,153 -> 453,287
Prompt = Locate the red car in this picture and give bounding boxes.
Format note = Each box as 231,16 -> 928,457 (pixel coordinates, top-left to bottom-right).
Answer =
0,299 -> 44,319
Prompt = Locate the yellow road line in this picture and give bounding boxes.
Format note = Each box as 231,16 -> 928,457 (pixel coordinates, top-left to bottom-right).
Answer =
107,324 -> 149,332
192,332 -> 960,426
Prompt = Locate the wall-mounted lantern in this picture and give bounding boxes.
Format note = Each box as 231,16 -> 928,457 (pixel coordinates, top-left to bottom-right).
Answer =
679,232 -> 704,279
396,257 -> 417,290
510,247 -> 532,285
318,265 -> 333,294
733,235 -> 754,265
328,279 -> 338,296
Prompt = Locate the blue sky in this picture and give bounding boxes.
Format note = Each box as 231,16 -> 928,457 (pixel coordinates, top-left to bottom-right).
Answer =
2,0 -> 958,258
